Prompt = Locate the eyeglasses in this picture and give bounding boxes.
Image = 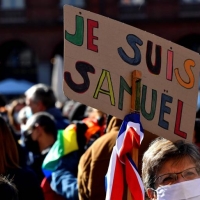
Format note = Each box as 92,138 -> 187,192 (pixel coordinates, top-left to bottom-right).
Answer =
154,167 -> 200,186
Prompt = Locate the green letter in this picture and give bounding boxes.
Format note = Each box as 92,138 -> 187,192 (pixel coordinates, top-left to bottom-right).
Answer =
141,85 -> 157,120
118,76 -> 132,110
65,15 -> 84,46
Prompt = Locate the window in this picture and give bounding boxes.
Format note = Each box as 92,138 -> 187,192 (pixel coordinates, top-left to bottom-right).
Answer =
121,0 -> 145,5
181,0 -> 200,3
1,0 -> 25,10
0,40 -> 37,82
60,0 -> 85,8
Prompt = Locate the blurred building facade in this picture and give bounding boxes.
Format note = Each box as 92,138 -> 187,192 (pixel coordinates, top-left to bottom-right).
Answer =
0,0 -> 200,85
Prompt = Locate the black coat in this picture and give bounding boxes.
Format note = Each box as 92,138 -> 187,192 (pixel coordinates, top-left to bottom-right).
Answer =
6,167 -> 44,200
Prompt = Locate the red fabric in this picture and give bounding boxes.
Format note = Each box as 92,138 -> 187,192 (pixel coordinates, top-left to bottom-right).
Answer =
105,113 -> 145,200
41,178 -> 66,200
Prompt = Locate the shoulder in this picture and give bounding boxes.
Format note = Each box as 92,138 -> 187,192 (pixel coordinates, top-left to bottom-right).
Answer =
91,130 -> 118,154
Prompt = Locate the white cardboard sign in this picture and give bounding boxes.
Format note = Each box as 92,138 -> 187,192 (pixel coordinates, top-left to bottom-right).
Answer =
63,5 -> 200,142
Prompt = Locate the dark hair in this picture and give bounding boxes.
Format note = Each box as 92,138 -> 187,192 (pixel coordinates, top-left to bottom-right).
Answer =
25,112 -> 57,139
0,176 -> 18,200
0,116 -> 19,174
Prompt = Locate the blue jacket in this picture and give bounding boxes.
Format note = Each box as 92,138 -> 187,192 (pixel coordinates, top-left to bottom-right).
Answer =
50,151 -> 80,200
47,107 -> 69,130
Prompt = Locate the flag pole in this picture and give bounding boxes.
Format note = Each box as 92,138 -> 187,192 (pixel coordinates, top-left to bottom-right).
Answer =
127,70 -> 142,200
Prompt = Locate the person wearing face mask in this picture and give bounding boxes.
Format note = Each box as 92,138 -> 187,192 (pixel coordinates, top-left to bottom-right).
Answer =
24,112 -> 57,183
142,137 -> 200,200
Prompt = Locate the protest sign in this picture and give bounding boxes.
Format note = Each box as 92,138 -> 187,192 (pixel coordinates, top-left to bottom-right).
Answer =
63,5 -> 200,142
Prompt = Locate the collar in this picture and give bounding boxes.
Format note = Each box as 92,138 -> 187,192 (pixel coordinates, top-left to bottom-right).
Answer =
41,147 -> 51,155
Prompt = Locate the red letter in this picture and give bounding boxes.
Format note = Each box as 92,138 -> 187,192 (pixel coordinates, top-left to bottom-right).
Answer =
87,19 -> 98,52
174,100 -> 187,139
166,50 -> 173,81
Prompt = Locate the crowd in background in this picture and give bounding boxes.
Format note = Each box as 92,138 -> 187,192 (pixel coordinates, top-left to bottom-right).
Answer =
0,83 -> 200,200
0,83 -> 116,200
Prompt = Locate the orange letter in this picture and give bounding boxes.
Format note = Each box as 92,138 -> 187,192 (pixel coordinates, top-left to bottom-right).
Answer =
174,59 -> 195,89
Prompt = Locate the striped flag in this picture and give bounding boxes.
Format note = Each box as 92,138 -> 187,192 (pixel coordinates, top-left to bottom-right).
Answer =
105,113 -> 145,200
42,118 -> 105,178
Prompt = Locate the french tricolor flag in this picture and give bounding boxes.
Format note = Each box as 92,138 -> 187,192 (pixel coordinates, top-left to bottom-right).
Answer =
105,113 -> 145,200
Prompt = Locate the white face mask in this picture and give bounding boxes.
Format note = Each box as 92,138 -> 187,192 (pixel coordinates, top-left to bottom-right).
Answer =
155,178 -> 200,200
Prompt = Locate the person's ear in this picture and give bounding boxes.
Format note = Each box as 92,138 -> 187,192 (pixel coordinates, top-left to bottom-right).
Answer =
37,100 -> 46,111
147,188 -> 157,200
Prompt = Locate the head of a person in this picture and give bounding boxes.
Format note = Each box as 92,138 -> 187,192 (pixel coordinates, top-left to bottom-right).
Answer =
84,107 -> 107,127
142,137 -> 200,199
0,116 -> 19,174
25,84 -> 56,114
62,100 -> 87,121
0,176 -> 18,200
7,97 -> 26,133
24,112 -> 57,154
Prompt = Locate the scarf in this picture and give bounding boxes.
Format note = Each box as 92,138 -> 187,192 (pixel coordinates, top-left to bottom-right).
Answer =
42,117 -> 105,178
105,113 -> 145,200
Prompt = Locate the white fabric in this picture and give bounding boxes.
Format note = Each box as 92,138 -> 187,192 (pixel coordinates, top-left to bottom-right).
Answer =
156,178 -> 200,200
51,55 -> 67,103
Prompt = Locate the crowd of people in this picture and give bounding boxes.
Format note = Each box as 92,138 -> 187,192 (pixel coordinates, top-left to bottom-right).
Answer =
0,83 -> 200,200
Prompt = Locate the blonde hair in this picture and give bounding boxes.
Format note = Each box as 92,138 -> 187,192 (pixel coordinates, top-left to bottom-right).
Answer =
0,116 -> 19,174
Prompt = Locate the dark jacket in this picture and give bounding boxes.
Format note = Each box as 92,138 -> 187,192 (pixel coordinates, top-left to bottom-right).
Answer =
29,152 -> 48,183
47,107 -> 69,130
77,117 -> 122,200
6,167 -> 44,200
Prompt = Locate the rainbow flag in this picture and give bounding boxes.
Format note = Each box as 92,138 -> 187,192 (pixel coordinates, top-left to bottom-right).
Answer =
42,118 -> 105,178
105,113 -> 145,200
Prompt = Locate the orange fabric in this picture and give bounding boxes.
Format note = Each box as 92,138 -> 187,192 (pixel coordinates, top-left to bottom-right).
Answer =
83,118 -> 105,143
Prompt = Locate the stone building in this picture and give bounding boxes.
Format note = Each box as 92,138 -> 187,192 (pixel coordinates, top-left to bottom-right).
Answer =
0,0 -> 199,86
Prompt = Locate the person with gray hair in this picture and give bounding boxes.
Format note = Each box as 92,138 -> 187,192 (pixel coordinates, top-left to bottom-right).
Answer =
25,84 -> 69,130
142,137 -> 200,200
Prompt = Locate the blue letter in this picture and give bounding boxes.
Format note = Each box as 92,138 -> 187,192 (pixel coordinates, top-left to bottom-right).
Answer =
118,34 -> 143,65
